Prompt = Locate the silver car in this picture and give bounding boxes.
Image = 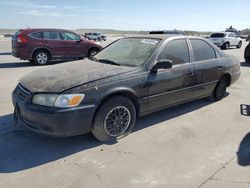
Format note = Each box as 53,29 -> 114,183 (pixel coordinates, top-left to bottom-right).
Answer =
209,32 -> 242,50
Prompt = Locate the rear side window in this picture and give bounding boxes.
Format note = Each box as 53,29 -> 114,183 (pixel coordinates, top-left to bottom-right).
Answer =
210,33 -> 225,38
190,39 -> 216,61
158,39 -> 190,65
30,32 -> 42,39
61,32 -> 80,41
43,31 -> 60,40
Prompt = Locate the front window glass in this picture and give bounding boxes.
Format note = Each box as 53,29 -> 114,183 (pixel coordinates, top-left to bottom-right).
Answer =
94,38 -> 160,67
62,32 -> 80,40
158,39 -> 189,65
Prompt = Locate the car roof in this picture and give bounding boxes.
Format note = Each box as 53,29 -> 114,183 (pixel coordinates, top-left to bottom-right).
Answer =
124,34 -> 205,41
19,28 -> 75,32
125,34 -> 183,40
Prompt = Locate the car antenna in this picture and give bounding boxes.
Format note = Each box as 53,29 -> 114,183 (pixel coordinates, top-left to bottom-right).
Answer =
25,24 -> 30,29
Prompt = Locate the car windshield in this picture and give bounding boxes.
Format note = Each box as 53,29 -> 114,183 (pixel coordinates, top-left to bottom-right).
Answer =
210,33 -> 226,38
94,38 -> 160,67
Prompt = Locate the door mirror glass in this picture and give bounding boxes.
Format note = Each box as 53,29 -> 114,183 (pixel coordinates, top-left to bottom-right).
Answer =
151,59 -> 173,71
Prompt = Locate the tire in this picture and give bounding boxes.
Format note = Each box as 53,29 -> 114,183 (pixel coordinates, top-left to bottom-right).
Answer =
88,48 -> 99,58
33,50 -> 50,65
223,42 -> 230,50
211,77 -> 228,101
246,57 -> 250,63
91,96 -> 136,142
237,41 -> 242,49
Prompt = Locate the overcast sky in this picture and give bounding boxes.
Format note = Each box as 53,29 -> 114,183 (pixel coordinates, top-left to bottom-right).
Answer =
0,0 -> 249,31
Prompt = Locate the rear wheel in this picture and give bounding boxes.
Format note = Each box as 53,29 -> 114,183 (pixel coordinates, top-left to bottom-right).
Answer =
91,96 -> 136,142
246,57 -> 250,63
237,41 -> 242,49
33,50 -> 50,65
211,77 -> 228,101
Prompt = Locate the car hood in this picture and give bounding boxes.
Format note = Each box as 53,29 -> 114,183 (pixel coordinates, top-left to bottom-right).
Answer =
20,59 -> 135,93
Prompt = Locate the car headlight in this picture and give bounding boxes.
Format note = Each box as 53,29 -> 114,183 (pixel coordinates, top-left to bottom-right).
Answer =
32,94 -> 85,108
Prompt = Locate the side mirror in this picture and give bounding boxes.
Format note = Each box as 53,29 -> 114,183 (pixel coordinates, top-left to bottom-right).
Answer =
151,59 -> 173,72
78,36 -> 85,42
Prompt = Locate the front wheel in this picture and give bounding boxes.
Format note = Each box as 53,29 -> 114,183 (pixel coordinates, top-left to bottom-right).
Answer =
91,96 -> 136,142
223,43 -> 229,50
88,48 -> 99,58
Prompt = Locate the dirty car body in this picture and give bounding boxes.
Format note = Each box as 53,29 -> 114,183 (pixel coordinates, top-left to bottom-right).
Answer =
12,35 -> 241,141
245,42 -> 250,62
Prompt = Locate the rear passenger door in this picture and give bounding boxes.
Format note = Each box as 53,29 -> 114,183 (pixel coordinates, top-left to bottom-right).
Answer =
189,38 -> 224,97
42,31 -> 65,58
231,33 -> 239,46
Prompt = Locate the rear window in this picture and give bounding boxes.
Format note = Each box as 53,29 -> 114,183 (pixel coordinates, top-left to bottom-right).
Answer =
190,39 -> 216,61
13,31 -> 22,39
30,32 -> 42,39
210,33 -> 226,38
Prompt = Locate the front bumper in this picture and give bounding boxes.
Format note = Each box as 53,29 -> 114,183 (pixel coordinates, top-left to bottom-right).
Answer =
12,85 -> 96,137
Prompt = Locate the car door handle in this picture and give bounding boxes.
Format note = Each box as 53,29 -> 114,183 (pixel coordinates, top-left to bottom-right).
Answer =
186,72 -> 194,77
218,66 -> 223,70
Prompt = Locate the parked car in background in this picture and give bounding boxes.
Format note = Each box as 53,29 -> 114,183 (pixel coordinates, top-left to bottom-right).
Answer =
149,30 -> 184,35
12,29 -> 103,65
245,42 -> 250,62
85,32 -> 106,41
12,35 -> 240,142
209,32 -> 242,50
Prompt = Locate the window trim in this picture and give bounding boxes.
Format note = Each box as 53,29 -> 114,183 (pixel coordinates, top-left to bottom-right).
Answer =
156,38 -> 191,66
188,38 -> 217,62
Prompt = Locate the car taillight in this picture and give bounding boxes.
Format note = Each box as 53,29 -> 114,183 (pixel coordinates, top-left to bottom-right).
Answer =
17,34 -> 27,43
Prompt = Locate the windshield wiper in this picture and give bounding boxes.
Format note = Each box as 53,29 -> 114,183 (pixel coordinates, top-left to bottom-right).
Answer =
97,59 -> 121,66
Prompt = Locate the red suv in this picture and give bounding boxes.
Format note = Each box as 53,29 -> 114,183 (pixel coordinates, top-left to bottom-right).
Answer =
12,29 -> 103,65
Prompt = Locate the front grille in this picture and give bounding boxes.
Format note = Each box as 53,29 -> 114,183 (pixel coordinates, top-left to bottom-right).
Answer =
14,84 -> 31,101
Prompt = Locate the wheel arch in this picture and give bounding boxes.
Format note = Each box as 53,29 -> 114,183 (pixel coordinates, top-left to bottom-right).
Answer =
32,47 -> 52,59
92,88 -> 140,125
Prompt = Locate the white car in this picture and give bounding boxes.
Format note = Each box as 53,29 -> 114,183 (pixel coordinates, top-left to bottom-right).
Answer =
209,32 -> 242,50
85,33 -> 106,41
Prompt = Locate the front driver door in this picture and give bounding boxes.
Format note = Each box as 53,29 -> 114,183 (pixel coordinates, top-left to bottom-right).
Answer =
61,31 -> 84,58
147,39 -> 195,112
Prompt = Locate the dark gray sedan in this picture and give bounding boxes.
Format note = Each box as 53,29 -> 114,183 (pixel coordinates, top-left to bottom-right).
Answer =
12,35 -> 241,142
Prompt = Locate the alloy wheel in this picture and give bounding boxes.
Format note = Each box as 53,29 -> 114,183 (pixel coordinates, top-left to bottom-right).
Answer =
104,106 -> 131,137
